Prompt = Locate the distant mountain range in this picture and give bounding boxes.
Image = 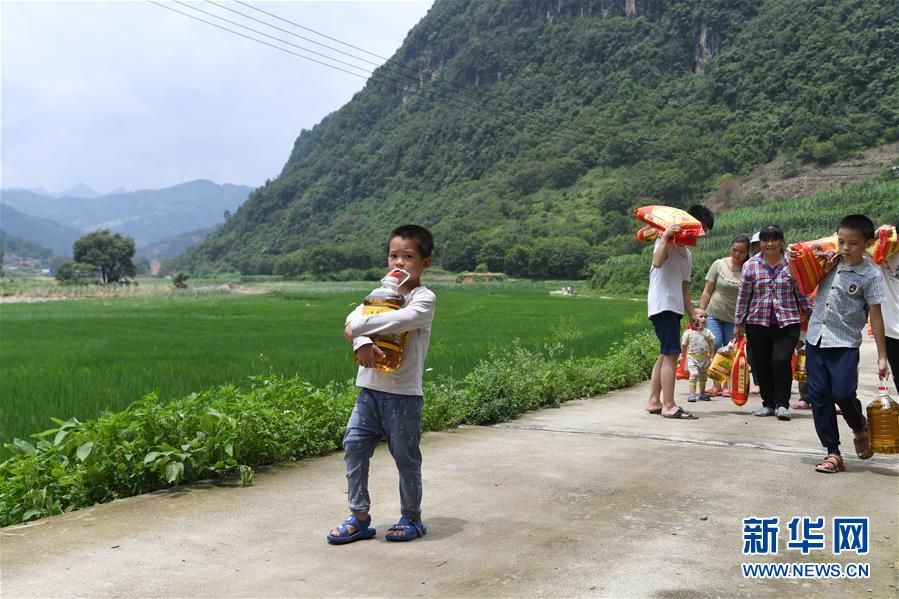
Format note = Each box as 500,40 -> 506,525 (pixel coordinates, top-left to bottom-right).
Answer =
7,183 -> 114,199
0,204 -> 82,257
0,179 -> 253,260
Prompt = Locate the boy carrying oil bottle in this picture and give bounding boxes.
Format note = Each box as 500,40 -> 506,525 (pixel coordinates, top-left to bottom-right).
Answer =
327,225 -> 436,543
795,215 -> 890,473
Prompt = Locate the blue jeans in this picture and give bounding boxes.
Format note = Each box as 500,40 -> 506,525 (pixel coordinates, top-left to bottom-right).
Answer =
343,387 -> 423,519
705,315 -> 734,350
806,343 -> 865,455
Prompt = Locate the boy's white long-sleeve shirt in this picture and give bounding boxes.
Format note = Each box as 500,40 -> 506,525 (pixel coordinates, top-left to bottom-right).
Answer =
346,285 -> 436,396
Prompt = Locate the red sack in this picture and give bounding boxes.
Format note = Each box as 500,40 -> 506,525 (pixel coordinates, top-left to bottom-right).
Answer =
871,224 -> 899,265
676,322 -> 691,380
789,227 -> 896,295
635,225 -> 697,246
730,338 -> 750,406
788,234 -> 838,296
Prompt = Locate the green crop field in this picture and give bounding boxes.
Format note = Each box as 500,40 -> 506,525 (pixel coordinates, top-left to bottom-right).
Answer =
0,282 -> 649,448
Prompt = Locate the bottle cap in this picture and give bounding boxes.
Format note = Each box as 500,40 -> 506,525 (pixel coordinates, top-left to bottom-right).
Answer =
382,268 -> 410,288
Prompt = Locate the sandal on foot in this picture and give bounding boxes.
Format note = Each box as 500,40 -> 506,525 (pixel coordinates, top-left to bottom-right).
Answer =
687,394 -> 698,403
854,427 -> 873,460
815,454 -> 845,473
385,516 -> 427,542
326,515 -> 376,544
706,387 -> 721,397
663,407 -> 698,420
699,394 -> 711,401
722,388 -> 732,397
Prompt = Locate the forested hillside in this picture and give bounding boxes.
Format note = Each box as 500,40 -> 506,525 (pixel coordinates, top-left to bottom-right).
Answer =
175,0 -> 898,277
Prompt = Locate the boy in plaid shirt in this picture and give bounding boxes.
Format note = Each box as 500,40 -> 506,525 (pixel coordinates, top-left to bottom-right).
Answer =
800,215 -> 889,473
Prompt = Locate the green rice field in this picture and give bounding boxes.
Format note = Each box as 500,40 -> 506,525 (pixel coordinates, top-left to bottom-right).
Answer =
0,282 -> 649,447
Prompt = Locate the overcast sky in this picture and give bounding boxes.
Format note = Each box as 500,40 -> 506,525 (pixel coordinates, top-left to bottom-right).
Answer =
1,0 -> 433,194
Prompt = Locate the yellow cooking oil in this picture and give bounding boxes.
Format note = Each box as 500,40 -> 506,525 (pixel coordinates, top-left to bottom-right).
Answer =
361,269 -> 409,372
867,382 -> 899,455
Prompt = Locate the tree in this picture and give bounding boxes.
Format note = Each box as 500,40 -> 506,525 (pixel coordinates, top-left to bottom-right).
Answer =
55,261 -> 98,285
73,230 -> 136,284
529,237 -> 591,279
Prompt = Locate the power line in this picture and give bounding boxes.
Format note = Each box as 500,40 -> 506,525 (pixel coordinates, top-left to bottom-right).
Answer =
216,1 -> 593,147
233,0 -> 397,64
226,0 -> 594,145
151,0 -> 506,131
208,0 -> 385,71
149,1 -> 594,147
147,1 -> 374,80
172,0 -> 373,76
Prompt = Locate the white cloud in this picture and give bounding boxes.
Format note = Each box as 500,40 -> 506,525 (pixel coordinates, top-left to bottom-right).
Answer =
1,0 -> 433,193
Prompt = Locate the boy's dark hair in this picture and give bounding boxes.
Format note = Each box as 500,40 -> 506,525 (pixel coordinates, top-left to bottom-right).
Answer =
837,214 -> 875,240
732,235 -> 751,250
687,204 -> 714,231
759,224 -> 784,241
388,224 -> 434,258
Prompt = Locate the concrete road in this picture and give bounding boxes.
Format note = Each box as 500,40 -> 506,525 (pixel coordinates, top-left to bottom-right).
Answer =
2,337 -> 897,598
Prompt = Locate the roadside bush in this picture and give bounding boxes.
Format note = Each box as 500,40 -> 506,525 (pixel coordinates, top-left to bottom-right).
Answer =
0,330 -> 656,527
172,272 -> 189,289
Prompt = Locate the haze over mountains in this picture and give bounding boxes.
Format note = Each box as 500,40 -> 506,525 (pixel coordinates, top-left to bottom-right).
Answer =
1,180 -> 252,260
7,183 -> 108,199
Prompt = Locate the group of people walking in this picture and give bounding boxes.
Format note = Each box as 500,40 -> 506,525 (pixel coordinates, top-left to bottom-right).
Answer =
646,207 -> 898,474
324,213 -> 897,545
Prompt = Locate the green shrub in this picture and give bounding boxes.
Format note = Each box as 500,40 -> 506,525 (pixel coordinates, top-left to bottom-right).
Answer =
55,261 -> 98,285
0,330 -> 656,527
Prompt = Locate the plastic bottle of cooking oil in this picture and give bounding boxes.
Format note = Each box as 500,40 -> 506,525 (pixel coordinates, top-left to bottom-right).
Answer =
792,345 -> 807,382
360,269 -> 410,373
867,381 -> 899,455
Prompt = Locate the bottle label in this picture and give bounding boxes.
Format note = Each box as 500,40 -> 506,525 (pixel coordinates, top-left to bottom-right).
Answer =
362,305 -> 395,316
375,338 -> 403,351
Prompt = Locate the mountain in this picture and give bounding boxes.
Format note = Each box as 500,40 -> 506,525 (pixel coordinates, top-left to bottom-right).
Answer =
7,184 -> 101,198
174,0 -> 898,276
135,227 -> 216,262
59,183 -> 102,199
0,204 -> 82,257
0,180 -> 252,247
0,231 -> 55,262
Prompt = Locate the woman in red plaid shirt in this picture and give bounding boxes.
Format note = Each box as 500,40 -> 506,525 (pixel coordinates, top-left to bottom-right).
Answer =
734,224 -> 813,421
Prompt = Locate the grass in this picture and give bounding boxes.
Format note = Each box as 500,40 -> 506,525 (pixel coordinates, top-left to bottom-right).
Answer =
0,281 -> 649,449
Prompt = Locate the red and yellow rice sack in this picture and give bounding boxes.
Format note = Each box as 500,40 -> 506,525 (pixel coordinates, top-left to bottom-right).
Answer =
789,224 -> 898,295
633,205 -> 705,247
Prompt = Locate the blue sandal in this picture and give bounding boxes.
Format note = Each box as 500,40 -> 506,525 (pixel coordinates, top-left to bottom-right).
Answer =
326,514 -> 376,544
385,516 -> 427,542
